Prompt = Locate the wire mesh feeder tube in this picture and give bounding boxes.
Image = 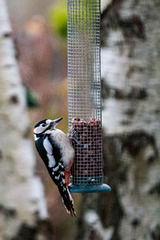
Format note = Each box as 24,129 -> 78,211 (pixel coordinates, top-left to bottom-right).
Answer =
67,0 -> 111,193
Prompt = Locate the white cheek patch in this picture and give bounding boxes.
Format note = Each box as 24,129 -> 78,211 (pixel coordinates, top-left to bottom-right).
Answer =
34,126 -> 45,134
43,137 -> 56,168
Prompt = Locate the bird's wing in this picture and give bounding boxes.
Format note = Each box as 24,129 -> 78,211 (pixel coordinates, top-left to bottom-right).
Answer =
47,134 -> 62,163
42,136 -> 56,168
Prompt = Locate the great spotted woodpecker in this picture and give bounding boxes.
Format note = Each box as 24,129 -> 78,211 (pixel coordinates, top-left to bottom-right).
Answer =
33,117 -> 76,216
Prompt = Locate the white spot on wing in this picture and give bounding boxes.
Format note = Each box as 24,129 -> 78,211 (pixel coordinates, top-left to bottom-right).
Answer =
53,165 -> 59,171
55,175 -> 60,180
43,137 -> 56,168
48,155 -> 56,168
62,178 -> 65,183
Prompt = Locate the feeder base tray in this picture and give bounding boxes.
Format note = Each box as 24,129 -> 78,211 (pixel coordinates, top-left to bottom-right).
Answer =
69,183 -> 111,193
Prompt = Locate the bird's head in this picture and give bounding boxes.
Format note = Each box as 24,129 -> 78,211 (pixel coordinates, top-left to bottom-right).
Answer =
33,117 -> 63,135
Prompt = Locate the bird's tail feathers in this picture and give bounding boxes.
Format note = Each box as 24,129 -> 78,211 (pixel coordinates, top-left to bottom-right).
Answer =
58,184 -> 76,217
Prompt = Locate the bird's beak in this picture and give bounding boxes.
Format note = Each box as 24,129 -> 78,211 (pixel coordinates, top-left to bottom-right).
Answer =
54,117 -> 63,124
50,117 -> 63,128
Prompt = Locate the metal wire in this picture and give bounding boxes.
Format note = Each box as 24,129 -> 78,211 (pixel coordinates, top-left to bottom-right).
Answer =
67,0 -> 103,186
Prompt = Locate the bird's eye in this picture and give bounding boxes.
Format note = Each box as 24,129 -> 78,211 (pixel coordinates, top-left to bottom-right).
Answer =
41,123 -> 46,127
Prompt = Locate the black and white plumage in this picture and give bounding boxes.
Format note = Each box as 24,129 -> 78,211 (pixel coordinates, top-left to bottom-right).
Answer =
33,117 -> 76,216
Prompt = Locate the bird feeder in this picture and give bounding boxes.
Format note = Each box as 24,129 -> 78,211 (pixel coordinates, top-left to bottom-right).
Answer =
67,0 -> 111,193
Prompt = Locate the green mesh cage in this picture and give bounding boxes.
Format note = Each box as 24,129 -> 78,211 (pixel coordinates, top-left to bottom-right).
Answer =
67,0 -> 111,193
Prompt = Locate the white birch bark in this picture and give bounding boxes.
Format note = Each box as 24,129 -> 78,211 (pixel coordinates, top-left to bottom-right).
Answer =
0,0 -> 48,239
101,0 -> 160,239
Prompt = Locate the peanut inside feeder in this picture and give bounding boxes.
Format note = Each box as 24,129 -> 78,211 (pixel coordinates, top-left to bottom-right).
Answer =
70,117 -> 103,185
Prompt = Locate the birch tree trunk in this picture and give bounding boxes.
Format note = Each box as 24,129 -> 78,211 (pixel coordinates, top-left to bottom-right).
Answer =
100,0 -> 160,239
0,0 -> 49,239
